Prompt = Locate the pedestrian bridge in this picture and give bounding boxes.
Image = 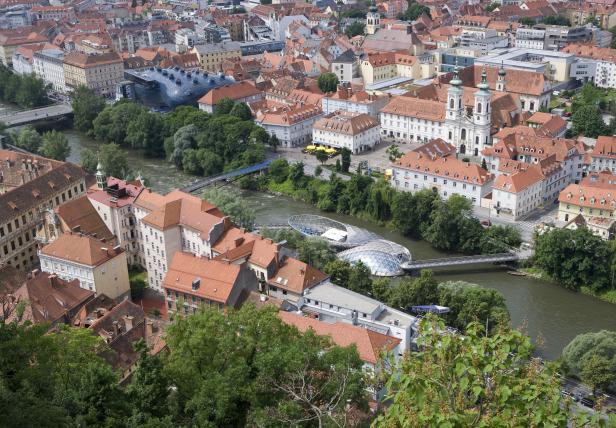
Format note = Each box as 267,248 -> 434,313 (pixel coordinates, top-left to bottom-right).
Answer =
181,159 -> 273,193
1,104 -> 73,127
401,252 -> 520,272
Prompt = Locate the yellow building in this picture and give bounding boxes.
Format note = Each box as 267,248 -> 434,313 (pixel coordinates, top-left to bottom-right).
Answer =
191,42 -> 241,72
39,233 -> 131,300
564,4 -> 616,30
0,29 -> 47,66
360,51 -> 421,86
558,182 -> 616,223
63,52 -> 124,97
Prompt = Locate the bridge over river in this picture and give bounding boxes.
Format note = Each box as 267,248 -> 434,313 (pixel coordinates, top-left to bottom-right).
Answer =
0,104 -> 73,128
401,249 -> 533,273
181,159 -> 273,193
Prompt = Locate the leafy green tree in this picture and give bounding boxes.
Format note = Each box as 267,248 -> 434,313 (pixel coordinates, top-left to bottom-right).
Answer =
366,179 -> 394,221
126,111 -> 165,157
377,316 -> 571,427
542,15 -> 571,25
316,150 -> 329,165
297,237 -> 336,270
345,21 -> 365,37
268,158 -> 289,183
98,143 -> 130,179
215,97 -> 235,115
534,227 -> 610,291
388,269 -> 438,311
13,126 -> 42,153
317,72 -> 339,93
391,189 -> 437,238
229,102 -> 252,120
288,161 -> 305,189
348,261 -> 373,295
325,259 -> 353,288
164,305 -> 366,427
424,195 -> 475,252
371,277 -> 391,302
80,148 -> 98,173
40,130 -> 70,161
340,147 -> 351,172
197,149 -> 223,176
386,144 -> 403,161
398,2 -> 430,21
170,124 -> 199,168
437,281 -> 510,333
335,158 -> 341,172
269,134 -> 280,151
202,187 -> 255,230
71,85 -> 106,133
562,330 -> 616,385
249,126 -> 269,145
314,165 -> 323,177
485,2 -> 499,11
519,17 -> 536,26
571,104 -> 607,138
181,148 -> 201,175
15,74 -> 49,108
580,354 -> 615,395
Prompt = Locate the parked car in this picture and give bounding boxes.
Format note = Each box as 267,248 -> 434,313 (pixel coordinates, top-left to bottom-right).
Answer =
581,397 -> 595,408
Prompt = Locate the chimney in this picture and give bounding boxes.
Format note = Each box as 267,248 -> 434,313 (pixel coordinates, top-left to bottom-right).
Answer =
96,308 -> 105,318
31,268 -> 40,277
49,273 -> 58,287
123,315 -> 134,331
112,320 -> 120,336
192,277 -> 201,291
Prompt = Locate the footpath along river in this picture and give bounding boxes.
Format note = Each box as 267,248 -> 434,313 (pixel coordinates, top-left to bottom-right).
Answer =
61,129 -> 616,360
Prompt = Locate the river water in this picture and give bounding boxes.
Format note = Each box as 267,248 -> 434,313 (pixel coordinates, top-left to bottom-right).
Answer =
61,129 -> 616,360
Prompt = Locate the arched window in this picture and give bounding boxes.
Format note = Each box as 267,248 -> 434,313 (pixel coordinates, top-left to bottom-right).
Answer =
458,99 -> 462,109
477,102 -> 482,113
461,129 -> 466,140
449,98 -> 454,109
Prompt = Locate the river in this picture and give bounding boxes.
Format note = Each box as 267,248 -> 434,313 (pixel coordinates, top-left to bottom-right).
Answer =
61,129 -> 616,360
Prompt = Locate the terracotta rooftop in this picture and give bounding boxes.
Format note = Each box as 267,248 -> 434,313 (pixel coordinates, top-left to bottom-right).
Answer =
313,112 -> 379,136
395,151 -> 493,185
197,81 -> 262,106
63,51 -> 123,68
56,196 -> 116,244
493,165 -> 544,194
559,182 -> 616,210
163,252 -> 244,306
40,233 -> 124,267
591,136 -> 616,160
268,257 -> 328,294
279,311 -> 400,364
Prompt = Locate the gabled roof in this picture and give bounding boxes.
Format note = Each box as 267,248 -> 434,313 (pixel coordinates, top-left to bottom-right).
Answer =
268,257 -> 328,294
279,311 -> 400,364
40,233 -> 124,267
56,196 -> 115,244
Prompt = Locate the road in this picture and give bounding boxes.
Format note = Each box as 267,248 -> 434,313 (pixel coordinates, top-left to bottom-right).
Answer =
0,103 -> 73,127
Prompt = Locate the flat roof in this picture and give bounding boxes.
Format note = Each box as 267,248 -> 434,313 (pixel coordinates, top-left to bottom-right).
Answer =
304,282 -> 381,315
365,76 -> 413,91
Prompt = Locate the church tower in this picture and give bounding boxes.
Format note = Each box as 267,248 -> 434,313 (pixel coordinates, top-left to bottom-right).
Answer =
366,0 -> 380,35
96,160 -> 107,190
473,67 -> 492,155
496,63 -> 506,92
446,65 -> 464,122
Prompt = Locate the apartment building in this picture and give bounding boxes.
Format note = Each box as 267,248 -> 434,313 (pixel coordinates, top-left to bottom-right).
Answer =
312,112 -> 380,154
197,81 -> 263,113
255,103 -> 323,148
322,84 -> 389,118
39,232 -> 130,299
87,171 -> 144,266
63,51 -> 124,97
564,44 -> 616,90
0,27 -> 47,66
359,51 -> 420,86
391,143 -> 493,206
589,136 -> 616,173
33,47 -> 67,93
491,164 -> 547,220
163,252 -> 258,315
0,151 -> 86,271
191,41 -> 241,72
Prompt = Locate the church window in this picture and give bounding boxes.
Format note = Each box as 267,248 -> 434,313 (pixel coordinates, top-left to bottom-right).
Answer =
449,98 -> 454,109
461,129 -> 466,140
477,103 -> 482,113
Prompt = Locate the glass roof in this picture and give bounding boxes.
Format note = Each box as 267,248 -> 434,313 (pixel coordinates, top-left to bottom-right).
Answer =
337,240 -> 412,277
288,214 -> 380,249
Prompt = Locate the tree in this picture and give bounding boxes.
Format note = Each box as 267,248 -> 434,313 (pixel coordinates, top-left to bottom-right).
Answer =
288,161 -> 305,189
229,102 -> 252,120
391,189 -> 437,238
481,158 -> 488,170
316,150 -> 329,165
485,2 -> 499,12
13,126 -> 42,153
345,21 -> 365,38
269,134 -> 280,151
15,74 -> 49,108
388,270 -> 438,312
398,2 -> 430,21
125,111 -> 165,157
80,148 -> 98,173
297,237 -> 336,270
71,85 -> 106,133
571,104 -> 607,138
98,143 -> 130,179
377,316 -> 572,427
424,195 -> 476,252
314,165 -> 323,177
562,330 -> 616,386
317,72 -> 339,93
340,147 -> 351,172
215,97 -> 235,115
534,227 -> 610,291
40,130 -> 70,161
202,187 -> 255,230
437,281 -> 510,333
519,17 -> 536,26
268,158 -> 289,183
542,15 -> 571,26
386,144 -> 403,161
371,278 -> 391,302
325,259 -> 353,288
580,354 -> 615,395
164,305 -> 366,427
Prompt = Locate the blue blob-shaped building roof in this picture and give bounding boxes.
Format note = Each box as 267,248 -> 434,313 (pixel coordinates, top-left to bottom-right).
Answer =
124,66 -> 237,109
